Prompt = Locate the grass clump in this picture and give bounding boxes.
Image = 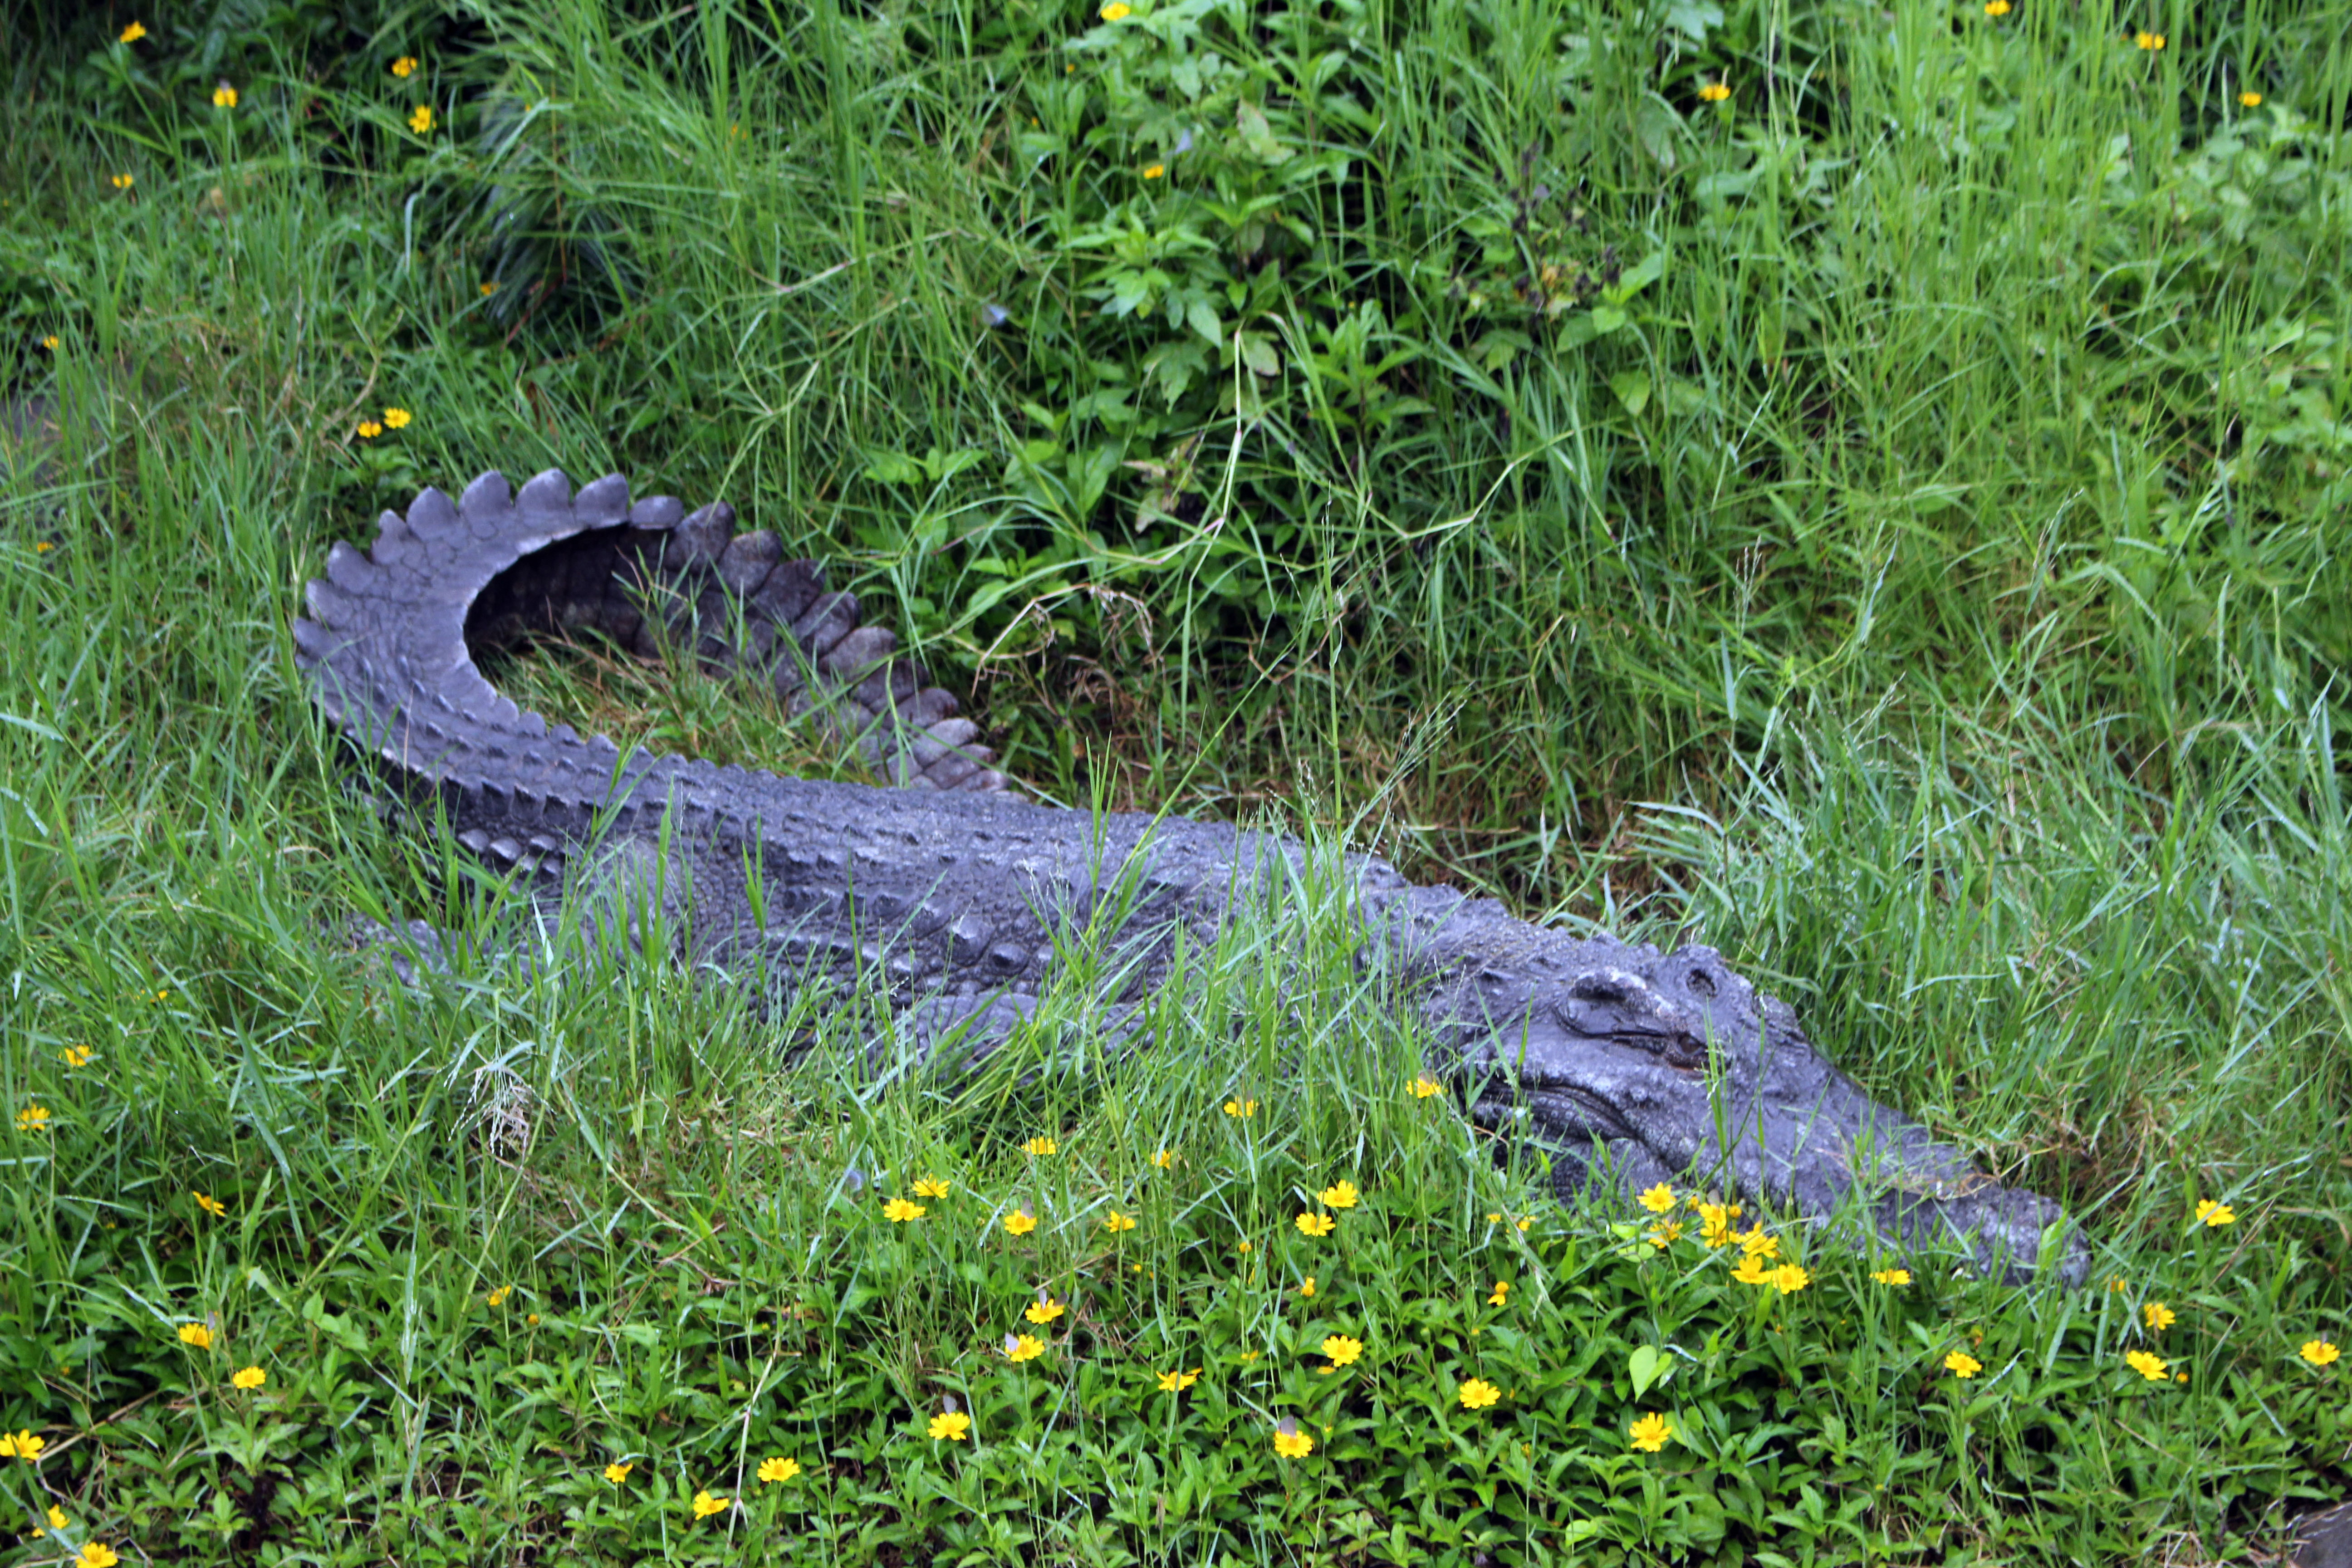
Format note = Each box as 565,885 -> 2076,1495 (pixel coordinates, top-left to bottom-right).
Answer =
0,0 -> 2347,1562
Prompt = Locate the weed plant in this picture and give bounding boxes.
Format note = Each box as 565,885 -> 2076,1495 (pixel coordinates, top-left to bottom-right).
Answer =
0,0 -> 2347,1562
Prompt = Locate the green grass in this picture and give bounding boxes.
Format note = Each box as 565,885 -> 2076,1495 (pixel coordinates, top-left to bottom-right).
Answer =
0,0 -> 2347,1561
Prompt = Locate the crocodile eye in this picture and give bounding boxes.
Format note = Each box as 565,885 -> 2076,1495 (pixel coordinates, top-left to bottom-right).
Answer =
1687,967 -> 1717,999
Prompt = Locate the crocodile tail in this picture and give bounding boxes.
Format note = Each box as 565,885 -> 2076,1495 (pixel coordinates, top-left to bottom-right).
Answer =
294,468 -> 1005,794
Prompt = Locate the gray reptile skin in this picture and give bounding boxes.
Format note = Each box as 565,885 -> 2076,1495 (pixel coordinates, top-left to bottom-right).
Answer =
295,469 -> 2091,1286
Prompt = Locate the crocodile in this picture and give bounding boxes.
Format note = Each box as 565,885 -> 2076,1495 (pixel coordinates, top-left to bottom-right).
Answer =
295,468 -> 2092,1286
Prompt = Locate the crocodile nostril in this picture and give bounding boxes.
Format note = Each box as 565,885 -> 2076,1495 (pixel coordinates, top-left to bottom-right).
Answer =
1688,967 -> 1716,998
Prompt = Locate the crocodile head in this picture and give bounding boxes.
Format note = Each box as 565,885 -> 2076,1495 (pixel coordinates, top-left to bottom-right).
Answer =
1446,941 -> 2090,1287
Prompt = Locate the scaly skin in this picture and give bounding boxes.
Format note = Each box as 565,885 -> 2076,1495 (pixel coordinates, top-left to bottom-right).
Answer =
295,469 -> 2090,1285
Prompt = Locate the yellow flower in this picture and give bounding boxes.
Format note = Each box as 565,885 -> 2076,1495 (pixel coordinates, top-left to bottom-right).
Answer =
2195,1199 -> 2236,1227
408,105 -> 435,134
1872,1268 -> 1911,1285
1638,1183 -> 1676,1214
357,421 -> 382,439
1003,1207 -> 1037,1236
382,407 -> 412,429
231,1366 -> 265,1389
2144,1302 -> 2176,1332
1485,1212 -> 1502,1224
1142,164 -> 1165,179
392,56 -> 419,77
1730,1253 -> 1773,1286
1983,0 -> 2009,13
1646,1222 -> 1683,1250
1236,1239 -> 1251,1254
1772,1264 -> 1810,1295
1697,1204 -> 1735,1248
603,1461 -> 632,1485
1271,1418 -> 1313,1458
1319,1334 -> 1363,1369
912,1177 -> 951,1199
1298,1277 -> 1316,1298
1410,1075 -> 1442,1098
120,21 -> 147,42
214,85 -> 238,108
1023,1135 -> 1057,1156
1459,1378 -> 1501,1410
1024,1296 -> 1066,1325
2300,1339 -> 2340,1367
41,335 -> 60,351
1488,1281 -> 1509,1307
15,1105 -> 50,1132
1698,82 -> 1731,103
2109,1276 -> 2130,1293
1152,1148 -> 1175,1168
1222,1099 -> 1257,1118
1319,1181 -> 1359,1210
757,1456 -> 800,1484
1296,1211 -> 1336,1237
2126,1350 -> 2168,1381
486,1286 -> 510,1307
61,1045 -> 94,1068
1004,1333 -> 1045,1363
883,1198 -> 927,1223
0,1429 -> 46,1460
479,282 -> 497,296
39,1505 -> 67,1534
78,1545 -> 119,1568
691,1490 -> 730,1519
1628,1412 -> 1673,1452
2240,91 -> 2263,107
1944,1351 -> 1982,1379
526,1313 -> 539,1325
193,1191 -> 227,1217
927,1410 -> 971,1441
1099,1 -> 1132,17
1157,1367 -> 1200,1392
178,1323 -> 213,1349
112,173 -> 134,190
1736,1226 -> 1778,1259
1516,1216 -> 1532,1232
1102,1210 -> 1136,1232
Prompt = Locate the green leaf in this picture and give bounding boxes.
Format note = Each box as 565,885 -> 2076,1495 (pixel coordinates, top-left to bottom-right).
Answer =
1185,297 -> 1222,347
1628,1343 -> 1666,1398
1664,1 -> 1725,43
1609,370 -> 1652,416
1588,305 -> 1629,337
861,450 -> 925,487
1618,249 -> 1667,295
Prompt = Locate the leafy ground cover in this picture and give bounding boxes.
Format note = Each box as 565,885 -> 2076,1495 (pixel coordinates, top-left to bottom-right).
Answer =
0,0 -> 2347,1562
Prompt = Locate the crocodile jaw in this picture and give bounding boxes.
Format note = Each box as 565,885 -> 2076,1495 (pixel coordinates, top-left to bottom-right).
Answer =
1444,943 -> 2090,1287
